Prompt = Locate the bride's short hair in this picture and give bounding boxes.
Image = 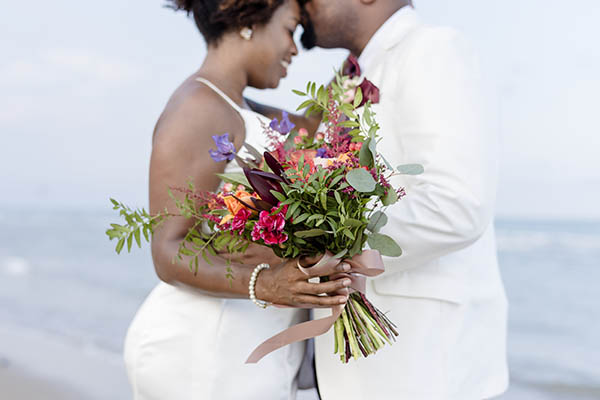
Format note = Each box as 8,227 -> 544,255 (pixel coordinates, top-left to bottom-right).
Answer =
167,0 -> 288,44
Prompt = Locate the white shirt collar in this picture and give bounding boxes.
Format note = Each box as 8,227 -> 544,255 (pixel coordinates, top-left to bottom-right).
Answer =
357,5 -> 418,72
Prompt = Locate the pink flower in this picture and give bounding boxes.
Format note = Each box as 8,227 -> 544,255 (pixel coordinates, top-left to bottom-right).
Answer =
222,182 -> 233,193
315,132 -> 325,141
251,224 -> 262,241
298,128 -> 309,137
349,142 -> 363,152
263,231 -> 288,245
251,204 -> 289,245
294,135 -> 303,145
258,210 -> 285,232
343,88 -> 356,104
231,208 -> 251,234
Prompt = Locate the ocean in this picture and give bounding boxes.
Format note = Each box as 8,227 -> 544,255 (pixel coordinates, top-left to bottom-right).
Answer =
0,207 -> 598,399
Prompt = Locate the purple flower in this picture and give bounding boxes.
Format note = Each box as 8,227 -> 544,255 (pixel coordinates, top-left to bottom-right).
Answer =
209,133 -> 236,162
269,111 -> 295,135
316,147 -> 327,158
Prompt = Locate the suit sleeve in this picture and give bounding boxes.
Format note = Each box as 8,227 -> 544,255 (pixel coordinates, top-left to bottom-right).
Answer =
378,29 -> 498,271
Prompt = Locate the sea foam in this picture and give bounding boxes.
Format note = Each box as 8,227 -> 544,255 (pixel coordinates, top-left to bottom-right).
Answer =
1,256 -> 31,276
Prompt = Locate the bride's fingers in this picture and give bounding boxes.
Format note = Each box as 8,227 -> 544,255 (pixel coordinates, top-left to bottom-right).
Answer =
291,293 -> 348,308
297,278 -> 351,295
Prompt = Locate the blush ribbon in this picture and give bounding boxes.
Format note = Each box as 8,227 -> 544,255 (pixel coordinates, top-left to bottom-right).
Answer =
246,249 -> 384,363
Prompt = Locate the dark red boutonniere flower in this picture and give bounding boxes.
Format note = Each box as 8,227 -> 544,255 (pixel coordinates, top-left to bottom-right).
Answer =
358,78 -> 380,107
342,55 -> 361,78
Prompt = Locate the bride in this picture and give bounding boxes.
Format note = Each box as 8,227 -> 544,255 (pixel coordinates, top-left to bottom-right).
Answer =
124,1 -> 351,399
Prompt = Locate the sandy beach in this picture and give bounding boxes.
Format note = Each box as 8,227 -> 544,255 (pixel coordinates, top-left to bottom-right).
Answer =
0,364 -> 83,400
0,323 -> 130,400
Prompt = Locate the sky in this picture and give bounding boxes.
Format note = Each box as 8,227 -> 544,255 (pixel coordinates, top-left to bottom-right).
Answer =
1,0 -> 599,219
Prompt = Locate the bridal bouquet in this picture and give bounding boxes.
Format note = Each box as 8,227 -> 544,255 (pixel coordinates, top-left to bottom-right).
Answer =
107,58 -> 423,363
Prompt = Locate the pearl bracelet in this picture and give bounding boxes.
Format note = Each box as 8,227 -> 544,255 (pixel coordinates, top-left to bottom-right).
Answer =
249,263 -> 271,309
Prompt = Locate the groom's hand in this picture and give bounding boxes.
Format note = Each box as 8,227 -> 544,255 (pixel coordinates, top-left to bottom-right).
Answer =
255,256 -> 351,308
219,243 -> 285,270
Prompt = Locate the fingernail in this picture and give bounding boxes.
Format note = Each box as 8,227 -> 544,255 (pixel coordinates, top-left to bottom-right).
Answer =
342,279 -> 351,286
342,263 -> 350,271
339,297 -> 348,304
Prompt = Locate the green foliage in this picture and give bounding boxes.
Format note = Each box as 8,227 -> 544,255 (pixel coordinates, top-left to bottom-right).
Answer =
346,168 -> 377,192
367,211 -> 388,233
397,164 -> 425,175
367,233 -> 403,257
215,172 -> 251,188
105,198 -> 166,255
382,189 -> 399,206
108,69 -> 410,279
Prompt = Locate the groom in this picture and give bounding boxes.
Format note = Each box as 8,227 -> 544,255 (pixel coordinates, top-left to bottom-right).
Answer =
300,1 -> 509,399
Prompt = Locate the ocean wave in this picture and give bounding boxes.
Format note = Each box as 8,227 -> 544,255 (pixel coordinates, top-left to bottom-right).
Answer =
0,256 -> 31,276
496,231 -> 600,252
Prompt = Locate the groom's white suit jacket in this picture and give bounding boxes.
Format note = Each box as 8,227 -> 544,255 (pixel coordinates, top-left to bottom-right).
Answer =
314,7 -> 509,400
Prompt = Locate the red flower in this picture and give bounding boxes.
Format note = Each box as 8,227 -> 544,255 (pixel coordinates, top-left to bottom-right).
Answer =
232,208 -> 251,234
342,55 -> 361,78
358,78 -> 380,107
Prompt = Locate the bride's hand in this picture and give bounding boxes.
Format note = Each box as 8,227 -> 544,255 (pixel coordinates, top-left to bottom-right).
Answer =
255,255 -> 351,308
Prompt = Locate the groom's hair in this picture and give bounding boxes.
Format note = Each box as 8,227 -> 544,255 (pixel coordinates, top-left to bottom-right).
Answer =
167,0 -> 285,44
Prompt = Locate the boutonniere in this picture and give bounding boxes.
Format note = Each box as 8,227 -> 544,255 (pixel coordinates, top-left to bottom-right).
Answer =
341,55 -> 380,107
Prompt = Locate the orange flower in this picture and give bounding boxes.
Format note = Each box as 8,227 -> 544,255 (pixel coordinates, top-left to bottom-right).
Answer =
223,190 -> 253,216
336,153 -> 351,163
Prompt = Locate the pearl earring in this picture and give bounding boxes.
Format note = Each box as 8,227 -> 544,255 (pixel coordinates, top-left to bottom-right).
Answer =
240,27 -> 253,41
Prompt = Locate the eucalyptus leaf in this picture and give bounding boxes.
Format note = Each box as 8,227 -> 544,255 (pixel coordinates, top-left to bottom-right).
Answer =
367,233 -> 403,257
367,211 -> 388,233
397,164 -> 424,175
380,153 -> 393,170
368,135 -> 377,155
382,189 -> 398,206
346,168 -> 376,192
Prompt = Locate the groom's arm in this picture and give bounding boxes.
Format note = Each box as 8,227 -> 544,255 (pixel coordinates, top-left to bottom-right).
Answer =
245,98 -> 322,134
379,29 -> 497,270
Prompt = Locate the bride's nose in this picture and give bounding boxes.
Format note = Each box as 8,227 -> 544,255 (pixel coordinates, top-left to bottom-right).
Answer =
290,40 -> 298,57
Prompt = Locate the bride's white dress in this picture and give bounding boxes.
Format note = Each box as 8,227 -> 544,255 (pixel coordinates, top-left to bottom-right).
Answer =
124,78 -> 308,400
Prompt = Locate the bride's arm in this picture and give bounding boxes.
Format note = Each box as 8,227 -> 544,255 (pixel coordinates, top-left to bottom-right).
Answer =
149,87 -> 349,307
245,98 -> 322,135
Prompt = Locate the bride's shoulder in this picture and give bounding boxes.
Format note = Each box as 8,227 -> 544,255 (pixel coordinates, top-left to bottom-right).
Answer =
153,78 -> 244,146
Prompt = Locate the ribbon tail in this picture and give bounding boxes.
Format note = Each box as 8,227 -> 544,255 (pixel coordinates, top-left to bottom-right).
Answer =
246,305 -> 343,364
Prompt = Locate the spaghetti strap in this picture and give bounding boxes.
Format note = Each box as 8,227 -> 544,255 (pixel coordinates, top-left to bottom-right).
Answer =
195,77 -> 243,114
